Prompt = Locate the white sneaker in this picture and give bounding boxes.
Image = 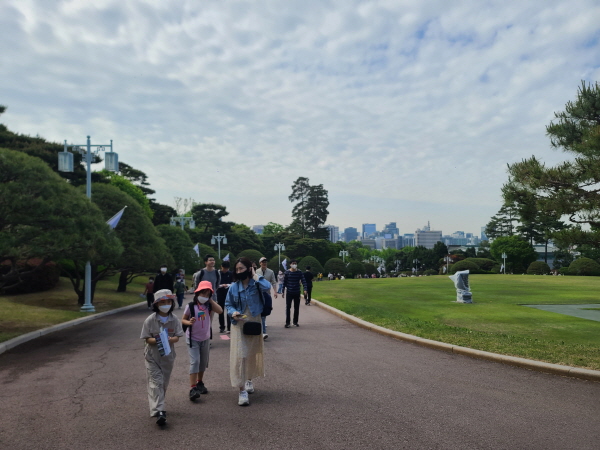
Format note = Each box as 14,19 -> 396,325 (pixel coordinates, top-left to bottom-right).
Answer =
244,380 -> 255,394
263,333 -> 268,340
238,390 -> 249,406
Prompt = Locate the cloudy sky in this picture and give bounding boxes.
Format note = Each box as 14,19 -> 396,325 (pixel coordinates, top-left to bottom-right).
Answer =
2,0 -> 599,237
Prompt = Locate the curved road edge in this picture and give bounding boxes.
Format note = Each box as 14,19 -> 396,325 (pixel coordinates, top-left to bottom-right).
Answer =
312,299 -> 600,383
0,301 -> 146,356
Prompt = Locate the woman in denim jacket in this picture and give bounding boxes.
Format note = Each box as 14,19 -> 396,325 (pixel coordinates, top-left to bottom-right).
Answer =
225,257 -> 271,406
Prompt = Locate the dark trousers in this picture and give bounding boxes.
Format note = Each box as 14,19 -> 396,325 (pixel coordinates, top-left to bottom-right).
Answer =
286,291 -> 301,325
304,286 -> 313,303
217,294 -> 230,331
146,293 -> 154,308
176,293 -> 184,308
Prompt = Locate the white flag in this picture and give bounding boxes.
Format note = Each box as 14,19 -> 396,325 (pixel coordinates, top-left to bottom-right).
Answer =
193,244 -> 200,257
377,266 -> 382,273
282,259 -> 287,270
223,253 -> 230,261
443,265 -> 447,273
500,264 -> 504,273
106,206 -> 127,229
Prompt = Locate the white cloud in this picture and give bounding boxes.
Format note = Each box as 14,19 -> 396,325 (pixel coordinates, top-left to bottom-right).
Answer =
1,0 -> 600,235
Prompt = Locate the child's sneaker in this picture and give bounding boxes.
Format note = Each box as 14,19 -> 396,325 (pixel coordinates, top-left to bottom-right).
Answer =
189,386 -> 200,401
244,380 -> 254,394
156,411 -> 167,425
196,381 -> 208,394
238,390 -> 249,406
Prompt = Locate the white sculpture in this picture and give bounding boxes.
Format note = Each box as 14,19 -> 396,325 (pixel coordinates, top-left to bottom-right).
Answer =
449,269 -> 473,303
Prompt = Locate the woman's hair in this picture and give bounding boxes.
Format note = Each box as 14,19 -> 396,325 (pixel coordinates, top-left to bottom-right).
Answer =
232,257 -> 252,282
152,299 -> 174,314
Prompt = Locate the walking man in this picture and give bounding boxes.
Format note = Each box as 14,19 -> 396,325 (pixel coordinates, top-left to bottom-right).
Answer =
217,261 -> 233,333
153,264 -> 174,293
193,255 -> 221,338
303,266 -> 314,305
256,256 -> 278,339
282,259 -> 307,328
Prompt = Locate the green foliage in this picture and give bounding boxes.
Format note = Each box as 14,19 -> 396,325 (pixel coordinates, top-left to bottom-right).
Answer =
527,261 -> 551,275
285,238 -> 336,265
191,203 -> 230,233
237,249 -> 264,264
156,225 -> 201,274
346,261 -> 366,278
364,262 -> 376,276
100,171 -> 153,218
464,258 -> 497,272
449,260 -> 482,274
323,258 -> 346,276
0,148 -> 123,294
297,256 -> 323,275
1,259 -> 60,294
289,177 -> 329,238
568,257 -> 600,276
559,267 -> 571,276
268,254 -> 289,274
490,235 -> 538,273
262,222 -> 285,235
150,200 -> 176,226
424,269 -> 438,276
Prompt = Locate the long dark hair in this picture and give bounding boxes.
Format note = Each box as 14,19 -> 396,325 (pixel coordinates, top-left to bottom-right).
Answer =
232,257 -> 252,282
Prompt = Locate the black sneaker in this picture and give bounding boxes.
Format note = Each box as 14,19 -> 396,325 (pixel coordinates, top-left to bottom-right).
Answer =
156,411 -> 167,425
189,386 -> 200,401
197,381 -> 208,394
293,323 -> 299,327
285,324 -> 290,328
219,328 -> 226,333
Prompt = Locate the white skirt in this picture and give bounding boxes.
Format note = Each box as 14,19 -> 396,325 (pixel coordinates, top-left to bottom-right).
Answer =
229,306 -> 265,388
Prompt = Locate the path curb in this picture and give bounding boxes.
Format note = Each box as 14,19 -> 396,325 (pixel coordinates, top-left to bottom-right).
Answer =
312,299 -> 600,383
0,301 -> 146,356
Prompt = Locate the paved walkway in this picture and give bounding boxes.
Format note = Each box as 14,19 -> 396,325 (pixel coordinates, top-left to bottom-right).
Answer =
1,299 -> 599,449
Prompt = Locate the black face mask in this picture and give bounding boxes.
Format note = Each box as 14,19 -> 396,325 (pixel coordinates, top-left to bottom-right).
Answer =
237,270 -> 249,281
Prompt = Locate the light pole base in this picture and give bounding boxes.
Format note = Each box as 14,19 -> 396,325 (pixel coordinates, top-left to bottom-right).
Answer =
80,304 -> 96,313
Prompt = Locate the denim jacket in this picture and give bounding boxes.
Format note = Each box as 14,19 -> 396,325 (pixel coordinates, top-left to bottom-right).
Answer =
225,276 -> 271,324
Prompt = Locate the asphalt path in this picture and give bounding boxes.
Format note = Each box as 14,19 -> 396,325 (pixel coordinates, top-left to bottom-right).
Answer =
1,297 -> 599,450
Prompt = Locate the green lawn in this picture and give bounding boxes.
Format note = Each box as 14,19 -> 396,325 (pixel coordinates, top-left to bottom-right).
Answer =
0,275 -> 154,343
312,275 -> 600,370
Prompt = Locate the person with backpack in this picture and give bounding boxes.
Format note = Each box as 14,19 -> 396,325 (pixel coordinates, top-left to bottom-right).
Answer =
173,276 -> 186,309
181,281 -> 223,401
193,255 -> 221,339
225,257 -> 272,406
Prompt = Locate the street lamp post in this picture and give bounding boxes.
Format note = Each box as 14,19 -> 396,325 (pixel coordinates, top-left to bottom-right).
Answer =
58,136 -> 117,312
274,242 -> 285,269
502,252 -> 507,274
170,216 -> 196,231
445,254 -> 452,273
394,259 -> 401,273
211,234 -> 227,259
339,250 -> 349,262
413,259 -> 420,274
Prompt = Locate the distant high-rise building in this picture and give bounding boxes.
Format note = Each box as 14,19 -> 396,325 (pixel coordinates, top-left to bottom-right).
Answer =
362,223 -> 376,238
383,222 -> 400,236
415,223 -> 442,249
344,227 -> 359,242
362,239 -> 376,249
403,234 -> 415,247
481,227 -> 488,241
252,225 -> 265,234
325,225 -> 340,242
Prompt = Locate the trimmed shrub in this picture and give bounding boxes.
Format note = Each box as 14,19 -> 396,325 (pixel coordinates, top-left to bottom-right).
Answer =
237,249 -> 264,265
449,260 -> 482,274
364,263 -> 377,276
268,254 -> 289,273
527,261 -> 551,275
346,261 -> 366,278
298,256 -> 323,275
464,258 -> 496,272
568,257 -> 600,276
424,269 -> 437,276
323,258 -> 346,276
558,267 -> 571,276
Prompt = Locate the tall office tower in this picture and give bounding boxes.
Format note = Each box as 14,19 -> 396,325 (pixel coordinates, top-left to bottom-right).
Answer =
362,223 -> 376,238
252,225 -> 265,234
481,227 -> 488,241
451,231 -> 465,239
403,234 -> 415,247
383,222 -> 400,236
344,227 -> 359,242
415,223 -> 443,249
325,225 -> 340,242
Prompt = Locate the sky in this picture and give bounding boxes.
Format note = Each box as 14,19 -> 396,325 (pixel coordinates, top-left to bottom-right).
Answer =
2,0 -> 599,237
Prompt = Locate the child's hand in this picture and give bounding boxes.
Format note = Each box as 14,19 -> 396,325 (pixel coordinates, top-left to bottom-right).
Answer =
189,316 -> 196,324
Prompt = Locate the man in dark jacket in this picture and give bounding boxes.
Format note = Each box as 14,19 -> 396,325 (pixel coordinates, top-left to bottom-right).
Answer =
282,259 -> 307,328
303,266 -> 314,305
153,264 -> 174,292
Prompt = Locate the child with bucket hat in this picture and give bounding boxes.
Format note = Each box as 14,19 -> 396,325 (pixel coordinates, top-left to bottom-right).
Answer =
181,280 -> 223,401
140,289 -> 184,426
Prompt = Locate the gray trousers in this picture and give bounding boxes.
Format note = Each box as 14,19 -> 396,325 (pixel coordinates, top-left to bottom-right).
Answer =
145,356 -> 175,416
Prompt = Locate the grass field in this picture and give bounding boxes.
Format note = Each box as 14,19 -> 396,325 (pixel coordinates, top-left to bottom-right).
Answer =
0,275 -> 153,343
312,275 -> 600,370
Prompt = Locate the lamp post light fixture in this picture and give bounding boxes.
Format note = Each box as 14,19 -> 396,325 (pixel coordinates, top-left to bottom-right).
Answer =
394,259 -> 401,273
58,136 -> 117,312
502,252 -> 507,274
339,250 -> 349,262
274,242 -> 285,269
170,216 -> 196,231
445,254 -> 452,273
413,259 -> 420,274
211,234 -> 227,259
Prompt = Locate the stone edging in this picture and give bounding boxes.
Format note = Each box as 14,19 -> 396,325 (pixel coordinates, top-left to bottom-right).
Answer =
0,301 -> 146,356
312,299 -> 600,383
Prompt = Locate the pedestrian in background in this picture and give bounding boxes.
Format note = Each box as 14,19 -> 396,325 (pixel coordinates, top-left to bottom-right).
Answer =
256,256 -> 277,339
217,261 -> 233,333
303,266 -> 314,305
154,264 -> 174,292
173,276 -> 186,309
143,276 -> 154,309
282,259 -> 307,328
277,270 -> 285,294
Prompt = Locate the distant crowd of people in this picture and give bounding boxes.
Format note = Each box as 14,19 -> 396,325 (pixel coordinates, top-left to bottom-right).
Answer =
139,255 -> 313,426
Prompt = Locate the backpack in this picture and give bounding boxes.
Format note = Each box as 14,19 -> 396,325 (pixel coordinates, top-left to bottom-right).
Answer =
234,280 -> 272,317
182,301 -> 212,347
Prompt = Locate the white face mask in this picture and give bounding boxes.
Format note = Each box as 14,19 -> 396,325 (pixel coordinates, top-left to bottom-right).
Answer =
291,264 -> 297,269
197,296 -> 209,304
158,305 -> 171,313
161,268 -> 167,273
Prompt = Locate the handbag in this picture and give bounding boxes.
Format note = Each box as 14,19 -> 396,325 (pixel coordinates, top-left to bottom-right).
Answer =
242,321 -> 262,335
